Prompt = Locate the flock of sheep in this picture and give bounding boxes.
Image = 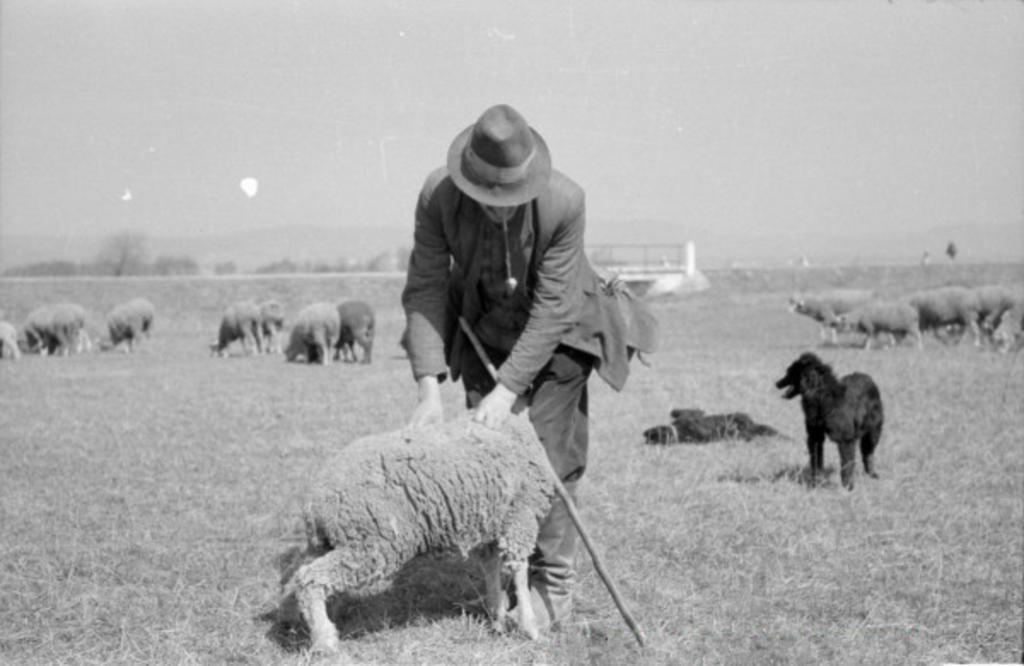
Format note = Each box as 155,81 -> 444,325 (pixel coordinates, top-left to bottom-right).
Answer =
208,298 -> 375,364
788,283 -> 1023,352
0,296 -> 376,364
0,298 -> 154,359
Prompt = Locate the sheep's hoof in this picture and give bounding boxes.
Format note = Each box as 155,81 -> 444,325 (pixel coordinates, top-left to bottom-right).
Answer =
518,617 -> 540,641
497,614 -> 529,638
507,605 -> 541,641
308,636 -> 340,655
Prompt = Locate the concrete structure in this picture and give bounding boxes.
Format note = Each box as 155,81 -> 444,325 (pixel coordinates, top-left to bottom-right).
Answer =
588,241 -> 709,297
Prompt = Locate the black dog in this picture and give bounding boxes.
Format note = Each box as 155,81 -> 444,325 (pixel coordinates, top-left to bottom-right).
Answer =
775,352 -> 884,489
643,408 -> 782,444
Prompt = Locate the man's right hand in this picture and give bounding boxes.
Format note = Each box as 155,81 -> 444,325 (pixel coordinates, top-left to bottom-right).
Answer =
407,375 -> 444,428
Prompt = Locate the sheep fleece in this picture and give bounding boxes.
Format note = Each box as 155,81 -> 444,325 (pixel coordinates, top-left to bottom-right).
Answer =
301,416 -> 557,588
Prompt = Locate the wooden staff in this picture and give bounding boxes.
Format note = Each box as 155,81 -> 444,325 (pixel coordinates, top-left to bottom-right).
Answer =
458,317 -> 647,647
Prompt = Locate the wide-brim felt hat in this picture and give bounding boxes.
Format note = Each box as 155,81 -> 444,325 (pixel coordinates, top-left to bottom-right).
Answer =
447,104 -> 552,207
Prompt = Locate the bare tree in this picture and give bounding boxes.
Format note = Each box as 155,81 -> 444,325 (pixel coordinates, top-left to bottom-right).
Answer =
96,231 -> 149,276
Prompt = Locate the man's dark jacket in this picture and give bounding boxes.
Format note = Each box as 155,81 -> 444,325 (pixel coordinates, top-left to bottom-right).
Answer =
402,166 -> 657,395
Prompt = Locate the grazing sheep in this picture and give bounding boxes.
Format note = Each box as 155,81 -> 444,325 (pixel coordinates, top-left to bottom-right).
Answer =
258,300 -> 286,354
284,302 -> 340,365
972,284 -> 1018,341
907,286 -> 981,346
775,353 -> 884,490
278,415 -> 557,654
788,289 -> 876,344
106,297 -> 155,353
0,321 -> 21,360
992,299 -> 1024,353
23,302 -> 88,356
211,301 -> 264,357
334,300 -> 375,364
832,300 -> 922,350
642,408 -> 781,444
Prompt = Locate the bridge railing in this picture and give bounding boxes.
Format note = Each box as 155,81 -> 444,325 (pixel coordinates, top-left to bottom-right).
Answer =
586,243 -> 689,273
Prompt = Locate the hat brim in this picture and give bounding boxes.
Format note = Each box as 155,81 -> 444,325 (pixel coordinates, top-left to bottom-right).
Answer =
447,124 -> 552,207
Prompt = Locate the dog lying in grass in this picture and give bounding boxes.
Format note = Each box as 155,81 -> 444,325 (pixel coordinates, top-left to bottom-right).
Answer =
775,352 -> 884,490
643,408 -> 782,444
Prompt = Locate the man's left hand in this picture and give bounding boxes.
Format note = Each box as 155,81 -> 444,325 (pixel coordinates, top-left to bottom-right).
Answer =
472,383 -> 519,429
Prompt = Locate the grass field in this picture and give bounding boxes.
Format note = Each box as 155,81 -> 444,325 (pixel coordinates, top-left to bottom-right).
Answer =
1,262 -> 1022,665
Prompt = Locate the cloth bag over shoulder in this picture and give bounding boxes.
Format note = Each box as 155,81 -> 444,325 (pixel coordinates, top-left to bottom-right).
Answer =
562,263 -> 659,392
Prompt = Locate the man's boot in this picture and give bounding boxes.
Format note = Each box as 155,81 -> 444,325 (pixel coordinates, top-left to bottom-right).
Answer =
528,481 -> 580,632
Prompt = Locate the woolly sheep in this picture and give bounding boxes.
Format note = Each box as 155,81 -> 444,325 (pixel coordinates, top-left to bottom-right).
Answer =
0,321 -> 20,360
972,284 -> 1018,340
906,286 -> 981,346
258,300 -> 286,354
788,289 -> 876,344
211,300 -> 263,357
284,302 -> 340,365
23,302 -> 88,356
334,300 -> 375,364
278,414 -> 557,654
106,297 -> 155,353
833,300 -> 922,350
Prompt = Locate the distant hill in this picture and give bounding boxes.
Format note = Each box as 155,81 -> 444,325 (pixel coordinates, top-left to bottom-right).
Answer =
584,220 -> 1024,268
0,225 -> 412,273
1,221 -> 1020,272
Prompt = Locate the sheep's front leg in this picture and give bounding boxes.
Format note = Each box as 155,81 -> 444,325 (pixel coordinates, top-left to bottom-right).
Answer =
298,585 -> 338,653
291,553 -> 347,654
508,560 -> 539,640
483,549 -> 508,633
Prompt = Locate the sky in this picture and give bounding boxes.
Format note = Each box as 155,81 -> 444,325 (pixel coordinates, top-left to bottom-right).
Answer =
1,0 -> 1022,266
